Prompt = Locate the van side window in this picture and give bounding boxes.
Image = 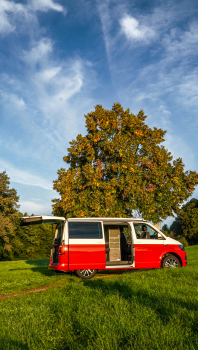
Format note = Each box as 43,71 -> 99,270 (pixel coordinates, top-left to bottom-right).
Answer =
69,222 -> 102,239
134,224 -> 164,240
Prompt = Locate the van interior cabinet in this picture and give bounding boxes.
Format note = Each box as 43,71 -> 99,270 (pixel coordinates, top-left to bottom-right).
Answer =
109,228 -> 121,261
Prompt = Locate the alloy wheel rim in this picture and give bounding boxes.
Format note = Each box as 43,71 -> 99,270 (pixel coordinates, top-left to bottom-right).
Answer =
79,269 -> 94,276
165,258 -> 178,268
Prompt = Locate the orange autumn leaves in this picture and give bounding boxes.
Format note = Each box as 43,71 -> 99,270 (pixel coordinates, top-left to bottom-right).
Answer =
52,103 -> 198,222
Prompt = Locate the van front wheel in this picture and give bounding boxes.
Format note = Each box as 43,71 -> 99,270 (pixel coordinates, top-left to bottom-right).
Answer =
162,255 -> 181,268
75,269 -> 97,279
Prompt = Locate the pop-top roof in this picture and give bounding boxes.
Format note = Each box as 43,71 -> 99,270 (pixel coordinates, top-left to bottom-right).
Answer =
20,215 -> 146,226
20,215 -> 65,226
68,217 -> 146,222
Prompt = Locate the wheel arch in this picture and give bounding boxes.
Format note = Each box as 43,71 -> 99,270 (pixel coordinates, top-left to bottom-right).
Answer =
161,252 -> 182,267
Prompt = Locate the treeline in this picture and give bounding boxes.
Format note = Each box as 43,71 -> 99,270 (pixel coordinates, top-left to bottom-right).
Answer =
1,219 -> 54,261
0,171 -> 54,261
162,198 -> 198,247
1,170 -> 198,261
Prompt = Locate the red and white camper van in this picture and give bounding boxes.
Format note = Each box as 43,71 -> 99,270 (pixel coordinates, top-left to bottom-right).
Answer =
20,216 -> 187,279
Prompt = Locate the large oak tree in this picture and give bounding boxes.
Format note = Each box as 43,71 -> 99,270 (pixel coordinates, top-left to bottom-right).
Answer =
52,103 -> 198,222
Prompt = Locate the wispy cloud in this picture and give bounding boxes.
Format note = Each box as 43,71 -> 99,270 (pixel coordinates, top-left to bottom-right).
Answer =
96,0 -> 198,177
38,66 -> 61,82
0,0 -> 25,34
0,0 -> 65,36
19,38 -> 92,144
163,22 -> 198,59
0,159 -> 52,190
120,15 -> 156,42
20,200 -> 52,215
29,0 -> 65,13
0,90 -> 26,108
22,38 -> 53,65
0,34 -> 97,163
178,70 -> 198,110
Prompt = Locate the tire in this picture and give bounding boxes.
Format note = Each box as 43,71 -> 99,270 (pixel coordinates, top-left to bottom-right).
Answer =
75,269 -> 97,279
162,255 -> 181,268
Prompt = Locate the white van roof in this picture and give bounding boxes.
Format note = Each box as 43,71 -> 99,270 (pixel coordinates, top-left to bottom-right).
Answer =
68,217 -> 146,222
20,215 -> 146,226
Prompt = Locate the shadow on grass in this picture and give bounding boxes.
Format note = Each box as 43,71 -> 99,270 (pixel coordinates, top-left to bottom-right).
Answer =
25,258 -> 50,266
97,268 -> 146,276
24,259 -> 74,278
83,277 -> 198,327
0,338 -> 29,350
7,259 -> 53,276
55,275 -> 198,350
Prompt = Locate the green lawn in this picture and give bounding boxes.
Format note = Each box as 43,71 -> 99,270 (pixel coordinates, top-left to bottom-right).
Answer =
0,246 -> 198,350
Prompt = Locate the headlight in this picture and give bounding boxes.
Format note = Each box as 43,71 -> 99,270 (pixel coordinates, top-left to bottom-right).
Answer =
178,244 -> 185,251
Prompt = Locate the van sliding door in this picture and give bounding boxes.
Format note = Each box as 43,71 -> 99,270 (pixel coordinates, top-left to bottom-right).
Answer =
68,221 -> 106,270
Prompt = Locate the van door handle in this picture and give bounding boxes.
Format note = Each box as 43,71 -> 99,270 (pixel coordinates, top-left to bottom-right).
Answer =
96,241 -> 101,243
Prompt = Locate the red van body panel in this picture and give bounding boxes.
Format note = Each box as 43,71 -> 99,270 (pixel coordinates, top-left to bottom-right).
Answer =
48,243 -> 187,271
164,244 -> 187,266
49,245 -> 69,271
134,243 -> 165,268
68,244 -> 106,270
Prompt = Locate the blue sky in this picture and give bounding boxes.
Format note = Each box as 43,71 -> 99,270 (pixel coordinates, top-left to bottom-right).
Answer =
0,0 -> 198,225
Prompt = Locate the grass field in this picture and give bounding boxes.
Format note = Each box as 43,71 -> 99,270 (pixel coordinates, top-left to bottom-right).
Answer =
0,246 -> 198,350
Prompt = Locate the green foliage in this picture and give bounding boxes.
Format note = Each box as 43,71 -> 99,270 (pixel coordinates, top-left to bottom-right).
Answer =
161,224 -> 171,236
161,223 -> 188,246
168,199 -> 198,244
53,103 -> 198,222
0,171 -> 54,261
176,236 -> 189,247
11,218 -> 54,260
162,224 -> 169,232
170,220 -> 182,236
0,171 -> 19,260
178,198 -> 198,244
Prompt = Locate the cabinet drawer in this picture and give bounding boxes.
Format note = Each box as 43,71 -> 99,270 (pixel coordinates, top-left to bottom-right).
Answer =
109,238 -> 120,243
110,248 -> 120,261
109,242 -> 120,249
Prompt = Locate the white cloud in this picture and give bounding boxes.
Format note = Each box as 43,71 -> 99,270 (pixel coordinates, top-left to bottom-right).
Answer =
19,200 -> 52,215
0,159 -> 53,190
0,0 -> 65,36
0,0 -> 25,34
21,38 -> 84,105
176,69 -> 198,111
163,23 -> 198,59
0,34 -> 96,163
120,15 -> 156,42
23,38 -> 53,65
29,0 -> 65,13
0,90 -> 26,108
44,60 -> 84,104
21,39 -> 88,124
38,66 -> 61,82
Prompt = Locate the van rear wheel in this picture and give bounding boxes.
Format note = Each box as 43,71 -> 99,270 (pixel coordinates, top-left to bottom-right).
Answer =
162,255 -> 181,268
75,269 -> 96,279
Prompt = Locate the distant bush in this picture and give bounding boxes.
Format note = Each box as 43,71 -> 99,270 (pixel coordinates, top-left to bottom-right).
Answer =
176,236 -> 188,247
